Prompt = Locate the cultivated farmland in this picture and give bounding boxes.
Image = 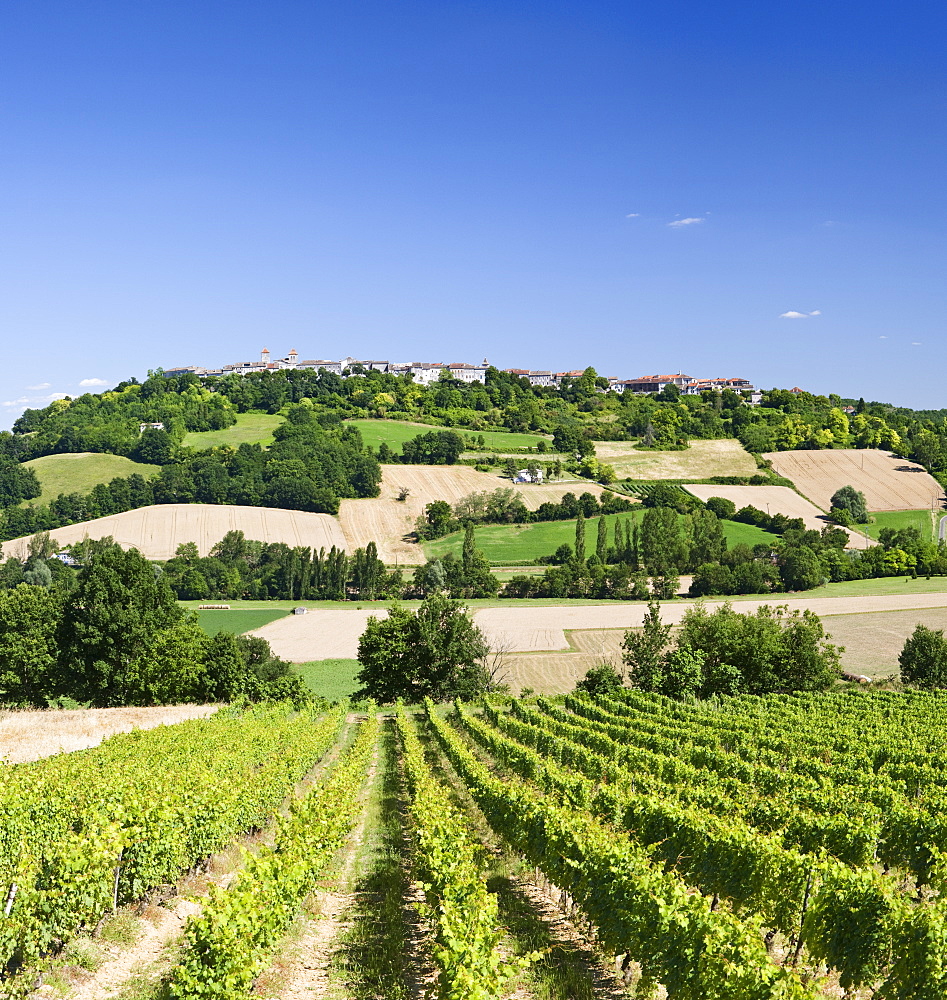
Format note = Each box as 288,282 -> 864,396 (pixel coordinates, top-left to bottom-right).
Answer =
23,452 -> 160,506
684,483 -> 873,548
593,437 -> 757,479
764,448 -> 944,511
2,503 -> 348,561
251,589 -> 947,666
337,463 -> 514,563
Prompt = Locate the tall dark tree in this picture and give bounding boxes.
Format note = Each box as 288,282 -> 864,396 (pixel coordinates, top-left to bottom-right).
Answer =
59,543 -> 184,705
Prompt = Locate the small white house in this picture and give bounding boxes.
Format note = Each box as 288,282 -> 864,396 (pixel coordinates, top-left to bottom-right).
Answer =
293,606 -> 309,615
513,469 -> 544,484
139,422 -> 165,433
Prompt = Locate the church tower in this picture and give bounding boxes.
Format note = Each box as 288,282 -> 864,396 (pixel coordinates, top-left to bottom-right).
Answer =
261,347 -> 270,364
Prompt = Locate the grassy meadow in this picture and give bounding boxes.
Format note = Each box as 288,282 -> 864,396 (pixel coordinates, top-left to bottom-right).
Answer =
862,508 -> 936,541
345,419 -> 549,453
194,607 -> 290,636
183,411 -> 284,450
23,452 -> 160,506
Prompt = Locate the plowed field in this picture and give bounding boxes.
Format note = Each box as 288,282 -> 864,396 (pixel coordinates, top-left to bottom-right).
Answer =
764,449 -> 944,512
2,504 -> 349,561
684,484 -> 873,549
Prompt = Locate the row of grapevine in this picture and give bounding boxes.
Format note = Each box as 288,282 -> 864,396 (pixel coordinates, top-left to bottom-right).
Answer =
395,709 -> 526,1000
424,700 -> 815,1000
558,694 -> 947,885
0,702 -> 345,989
169,713 -> 379,998
463,700 -> 934,992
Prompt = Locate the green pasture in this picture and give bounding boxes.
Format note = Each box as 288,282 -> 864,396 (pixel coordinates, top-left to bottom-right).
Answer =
183,411 -> 284,450
345,419 -> 549,454
293,658 -> 362,701
862,509 -> 936,542
423,511 -> 778,564
194,607 -> 289,636
23,452 -> 160,506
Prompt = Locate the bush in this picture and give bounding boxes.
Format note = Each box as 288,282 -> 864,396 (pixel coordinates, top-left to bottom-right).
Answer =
575,662 -> 624,697
899,624 -> 947,689
705,496 -> 737,520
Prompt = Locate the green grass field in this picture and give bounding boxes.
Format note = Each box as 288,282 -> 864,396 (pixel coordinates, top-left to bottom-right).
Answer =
423,511 -> 777,564
183,411 -> 284,450
194,607 -> 289,636
345,419 -> 549,454
23,452 -> 161,506
862,509 -> 936,541
293,658 -> 362,700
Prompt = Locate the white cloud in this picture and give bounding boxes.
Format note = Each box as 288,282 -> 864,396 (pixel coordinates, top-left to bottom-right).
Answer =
779,310 -> 821,319
79,377 -> 109,387
912,341 -> 922,346
26,382 -> 50,390
625,212 -> 640,218
809,310 -> 821,316
2,398 -> 29,406
668,217 -> 704,227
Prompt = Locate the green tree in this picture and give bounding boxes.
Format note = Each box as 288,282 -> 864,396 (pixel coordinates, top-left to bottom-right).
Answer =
574,512 -> 586,564
59,543 -> 184,706
576,662 -> 623,697
899,624 -> 947,689
595,515 -> 608,563
622,600 -> 672,690
355,595 -> 491,702
779,545 -> 826,591
705,496 -> 736,520
0,585 -> 61,705
830,485 -> 869,524
657,643 -> 702,699
676,602 -> 840,695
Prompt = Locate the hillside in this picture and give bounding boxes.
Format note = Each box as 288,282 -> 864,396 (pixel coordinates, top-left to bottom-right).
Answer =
182,411 -> 284,449
1,503 -> 348,561
23,453 -> 160,506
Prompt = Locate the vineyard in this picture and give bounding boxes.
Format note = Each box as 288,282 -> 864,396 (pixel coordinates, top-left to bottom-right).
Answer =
9,690 -> 947,998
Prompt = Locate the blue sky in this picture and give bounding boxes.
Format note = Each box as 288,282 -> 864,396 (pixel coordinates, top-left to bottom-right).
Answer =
2,0 -> 945,426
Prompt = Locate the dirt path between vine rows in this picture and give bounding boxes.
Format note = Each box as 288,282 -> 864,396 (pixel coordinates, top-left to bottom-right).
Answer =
275,737 -> 381,999
51,719 -> 356,1000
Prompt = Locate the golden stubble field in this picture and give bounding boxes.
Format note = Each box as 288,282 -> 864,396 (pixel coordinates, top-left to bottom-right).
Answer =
593,438 -> 758,479
251,592 -> 947,693
684,484 -> 873,549
2,504 -> 349,561
764,449 -> 943,512
337,465 -> 612,564
0,704 -> 217,763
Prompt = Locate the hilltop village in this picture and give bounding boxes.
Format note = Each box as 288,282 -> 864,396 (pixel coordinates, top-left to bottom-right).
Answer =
164,347 -> 761,398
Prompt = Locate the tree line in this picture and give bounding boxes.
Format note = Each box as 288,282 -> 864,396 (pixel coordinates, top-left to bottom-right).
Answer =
0,539 -> 307,708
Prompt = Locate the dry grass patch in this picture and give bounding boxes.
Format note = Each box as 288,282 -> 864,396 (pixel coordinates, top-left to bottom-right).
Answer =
592,438 -> 757,480
3,504 -> 348,561
764,448 -> 944,512
0,704 -> 217,763
821,607 -> 947,679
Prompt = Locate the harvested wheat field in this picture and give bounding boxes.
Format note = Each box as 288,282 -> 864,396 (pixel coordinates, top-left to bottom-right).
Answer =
684,484 -> 873,549
337,463 -> 509,563
0,704 -> 217,763
764,448 -> 944,512
2,504 -> 349,561
252,591 -> 947,666
592,438 -> 757,480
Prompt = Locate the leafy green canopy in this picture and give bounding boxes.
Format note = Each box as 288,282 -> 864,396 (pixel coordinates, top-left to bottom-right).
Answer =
355,594 -> 493,703
621,600 -> 841,699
